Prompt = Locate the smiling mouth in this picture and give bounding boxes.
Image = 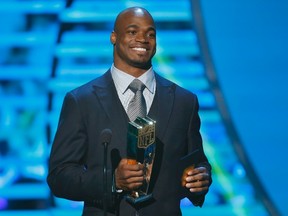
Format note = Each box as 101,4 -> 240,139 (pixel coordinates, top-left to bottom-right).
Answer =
132,47 -> 147,52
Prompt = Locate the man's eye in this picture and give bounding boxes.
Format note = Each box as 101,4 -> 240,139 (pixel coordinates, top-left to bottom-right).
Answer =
148,33 -> 156,38
128,31 -> 136,35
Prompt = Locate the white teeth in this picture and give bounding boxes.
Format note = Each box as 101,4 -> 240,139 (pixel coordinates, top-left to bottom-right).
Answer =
132,47 -> 146,52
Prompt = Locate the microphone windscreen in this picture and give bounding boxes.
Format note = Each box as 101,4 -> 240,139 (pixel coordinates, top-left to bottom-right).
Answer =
100,128 -> 112,144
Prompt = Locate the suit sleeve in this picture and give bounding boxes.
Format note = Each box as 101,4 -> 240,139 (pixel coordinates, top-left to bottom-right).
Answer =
184,95 -> 212,207
47,92 -> 114,206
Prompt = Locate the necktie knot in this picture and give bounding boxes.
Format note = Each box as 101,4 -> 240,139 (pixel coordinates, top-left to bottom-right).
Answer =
129,79 -> 146,93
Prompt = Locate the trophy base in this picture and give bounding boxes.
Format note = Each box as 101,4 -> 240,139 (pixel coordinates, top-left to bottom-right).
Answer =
125,193 -> 153,204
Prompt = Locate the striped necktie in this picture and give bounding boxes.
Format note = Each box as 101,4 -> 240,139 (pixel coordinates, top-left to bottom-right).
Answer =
127,79 -> 147,121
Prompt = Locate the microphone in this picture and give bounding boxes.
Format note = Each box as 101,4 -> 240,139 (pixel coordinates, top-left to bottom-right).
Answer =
100,129 -> 112,216
101,128 -> 112,146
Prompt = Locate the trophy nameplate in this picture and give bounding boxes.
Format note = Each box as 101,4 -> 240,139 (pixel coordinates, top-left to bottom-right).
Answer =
126,116 -> 156,204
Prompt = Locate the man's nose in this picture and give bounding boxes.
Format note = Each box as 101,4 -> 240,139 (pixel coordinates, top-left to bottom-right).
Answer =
135,33 -> 147,42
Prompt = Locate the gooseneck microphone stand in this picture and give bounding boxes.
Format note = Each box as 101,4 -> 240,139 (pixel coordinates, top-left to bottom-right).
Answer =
103,141 -> 108,216
101,129 -> 112,216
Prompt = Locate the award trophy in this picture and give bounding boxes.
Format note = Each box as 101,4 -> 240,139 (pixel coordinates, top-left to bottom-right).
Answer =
126,116 -> 156,204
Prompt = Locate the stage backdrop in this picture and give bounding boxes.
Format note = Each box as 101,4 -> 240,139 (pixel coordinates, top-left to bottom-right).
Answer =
201,0 -> 288,215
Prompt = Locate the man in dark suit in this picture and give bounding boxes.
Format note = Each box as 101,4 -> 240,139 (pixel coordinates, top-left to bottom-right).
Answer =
47,7 -> 212,216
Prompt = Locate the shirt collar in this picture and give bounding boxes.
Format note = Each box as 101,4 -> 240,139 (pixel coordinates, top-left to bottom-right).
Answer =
111,64 -> 155,94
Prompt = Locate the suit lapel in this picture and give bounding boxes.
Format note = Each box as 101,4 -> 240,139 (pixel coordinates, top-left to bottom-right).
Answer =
92,71 -> 128,145
150,74 -> 175,141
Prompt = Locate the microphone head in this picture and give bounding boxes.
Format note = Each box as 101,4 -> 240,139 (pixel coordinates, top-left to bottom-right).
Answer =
100,128 -> 112,144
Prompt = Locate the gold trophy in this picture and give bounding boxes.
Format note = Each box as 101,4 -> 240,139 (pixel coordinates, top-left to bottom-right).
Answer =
126,116 -> 156,204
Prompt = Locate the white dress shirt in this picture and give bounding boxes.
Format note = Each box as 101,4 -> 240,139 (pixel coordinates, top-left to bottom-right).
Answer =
110,64 -> 156,114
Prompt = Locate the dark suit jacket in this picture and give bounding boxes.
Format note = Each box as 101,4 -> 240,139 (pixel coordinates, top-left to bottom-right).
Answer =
47,70 -> 211,216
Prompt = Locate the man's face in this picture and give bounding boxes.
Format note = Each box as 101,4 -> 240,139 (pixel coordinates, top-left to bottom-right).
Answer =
111,10 -> 157,71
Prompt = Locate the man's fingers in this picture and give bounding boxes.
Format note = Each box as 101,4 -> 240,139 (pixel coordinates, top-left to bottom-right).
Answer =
115,159 -> 145,191
119,159 -> 144,171
187,166 -> 207,175
117,175 -> 144,190
120,169 -> 144,179
189,186 -> 209,193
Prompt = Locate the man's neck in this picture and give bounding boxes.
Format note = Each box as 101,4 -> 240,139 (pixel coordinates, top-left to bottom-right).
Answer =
113,63 -> 151,78
114,59 -> 151,78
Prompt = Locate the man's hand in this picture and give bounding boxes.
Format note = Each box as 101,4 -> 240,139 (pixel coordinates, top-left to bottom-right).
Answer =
183,166 -> 211,194
115,158 -> 144,191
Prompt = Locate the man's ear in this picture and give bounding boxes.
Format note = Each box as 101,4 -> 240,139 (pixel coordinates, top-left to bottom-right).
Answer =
110,31 -> 116,45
